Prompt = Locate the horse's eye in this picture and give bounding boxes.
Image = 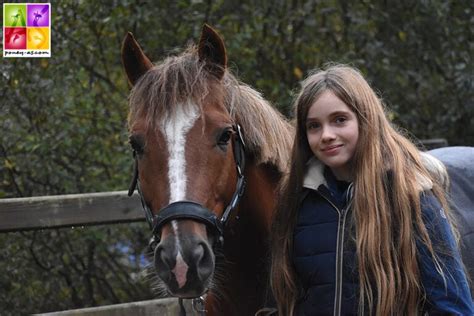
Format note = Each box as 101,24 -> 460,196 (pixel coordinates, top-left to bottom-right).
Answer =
129,135 -> 145,155
217,129 -> 233,149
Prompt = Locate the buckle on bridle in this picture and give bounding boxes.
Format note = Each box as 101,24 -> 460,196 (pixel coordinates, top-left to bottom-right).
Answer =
192,296 -> 207,314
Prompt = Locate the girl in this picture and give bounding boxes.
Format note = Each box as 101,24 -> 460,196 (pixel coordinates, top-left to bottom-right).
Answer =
270,65 -> 473,315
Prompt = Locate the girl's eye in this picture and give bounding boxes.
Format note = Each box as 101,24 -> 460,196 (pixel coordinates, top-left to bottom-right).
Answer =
307,122 -> 320,130
335,116 -> 347,124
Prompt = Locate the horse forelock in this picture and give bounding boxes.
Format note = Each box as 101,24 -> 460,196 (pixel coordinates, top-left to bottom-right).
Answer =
128,46 -> 208,128
128,45 -> 293,174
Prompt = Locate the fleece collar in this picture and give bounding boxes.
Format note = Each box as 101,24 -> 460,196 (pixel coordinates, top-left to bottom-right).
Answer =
302,157 -> 434,191
302,157 -> 327,191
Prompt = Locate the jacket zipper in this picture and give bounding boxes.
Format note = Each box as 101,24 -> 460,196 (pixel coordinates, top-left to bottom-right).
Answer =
318,183 -> 353,316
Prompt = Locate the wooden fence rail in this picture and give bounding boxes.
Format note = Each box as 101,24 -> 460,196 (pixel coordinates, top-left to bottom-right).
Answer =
34,298 -> 190,316
0,191 -> 145,233
0,192 -> 179,315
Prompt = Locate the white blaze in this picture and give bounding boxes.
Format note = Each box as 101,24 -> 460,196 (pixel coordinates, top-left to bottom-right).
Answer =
160,102 -> 199,203
160,102 -> 199,288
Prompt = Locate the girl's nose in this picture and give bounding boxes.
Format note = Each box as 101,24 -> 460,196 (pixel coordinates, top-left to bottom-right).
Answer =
321,126 -> 336,142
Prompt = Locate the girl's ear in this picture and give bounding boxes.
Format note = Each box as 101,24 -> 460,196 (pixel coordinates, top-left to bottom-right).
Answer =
198,24 -> 227,79
121,32 -> 153,86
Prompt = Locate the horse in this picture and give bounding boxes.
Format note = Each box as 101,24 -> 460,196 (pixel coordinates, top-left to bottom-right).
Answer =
426,146 -> 474,293
121,24 -> 293,315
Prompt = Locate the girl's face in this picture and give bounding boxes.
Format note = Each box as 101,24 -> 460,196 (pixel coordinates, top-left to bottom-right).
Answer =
306,90 -> 359,181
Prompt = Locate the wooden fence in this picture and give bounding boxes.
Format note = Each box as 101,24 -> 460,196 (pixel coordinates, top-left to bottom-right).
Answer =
0,191 -> 143,232
0,191 -> 189,315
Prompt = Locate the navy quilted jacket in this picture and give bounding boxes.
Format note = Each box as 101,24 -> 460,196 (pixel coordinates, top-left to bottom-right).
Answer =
292,158 -> 473,315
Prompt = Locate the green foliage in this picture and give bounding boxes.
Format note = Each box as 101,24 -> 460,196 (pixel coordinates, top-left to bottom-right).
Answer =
1,0 -> 472,313
0,224 -> 152,314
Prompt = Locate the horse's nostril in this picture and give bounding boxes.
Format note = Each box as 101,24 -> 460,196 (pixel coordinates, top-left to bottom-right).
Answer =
154,245 -> 175,284
196,242 -> 214,282
192,243 -> 204,263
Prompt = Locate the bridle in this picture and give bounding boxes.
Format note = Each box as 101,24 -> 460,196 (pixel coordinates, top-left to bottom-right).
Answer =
128,124 -> 246,244
127,124 -> 247,315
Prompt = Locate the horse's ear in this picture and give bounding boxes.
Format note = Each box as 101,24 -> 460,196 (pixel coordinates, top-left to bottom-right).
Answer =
198,24 -> 227,79
121,32 -> 153,86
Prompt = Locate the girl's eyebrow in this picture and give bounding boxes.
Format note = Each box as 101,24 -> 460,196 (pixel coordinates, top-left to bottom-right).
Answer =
329,110 -> 351,118
306,110 -> 351,121
332,110 -> 350,115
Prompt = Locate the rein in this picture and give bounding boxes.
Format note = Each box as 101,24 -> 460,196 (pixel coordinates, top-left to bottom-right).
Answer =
127,124 -> 247,315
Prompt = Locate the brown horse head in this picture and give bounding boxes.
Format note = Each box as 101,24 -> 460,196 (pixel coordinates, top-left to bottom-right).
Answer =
122,25 -> 293,314
122,25 -> 242,298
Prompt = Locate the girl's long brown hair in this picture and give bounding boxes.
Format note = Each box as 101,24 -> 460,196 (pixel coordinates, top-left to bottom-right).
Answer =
270,65 -> 454,315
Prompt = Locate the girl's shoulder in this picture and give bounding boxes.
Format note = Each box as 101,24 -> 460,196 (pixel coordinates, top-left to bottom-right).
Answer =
418,190 -> 457,254
419,191 -> 446,223
417,190 -> 474,314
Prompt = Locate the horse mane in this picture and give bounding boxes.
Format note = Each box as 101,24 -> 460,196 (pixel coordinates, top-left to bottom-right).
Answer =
226,83 -> 293,173
128,45 -> 293,174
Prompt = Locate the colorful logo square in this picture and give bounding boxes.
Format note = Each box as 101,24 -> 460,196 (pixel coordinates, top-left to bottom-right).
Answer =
27,4 -> 50,27
4,4 -> 27,27
27,27 -> 49,50
4,27 -> 27,49
3,3 -> 51,57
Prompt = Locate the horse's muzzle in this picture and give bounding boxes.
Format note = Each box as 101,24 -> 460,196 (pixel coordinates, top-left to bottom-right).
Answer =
154,222 -> 215,297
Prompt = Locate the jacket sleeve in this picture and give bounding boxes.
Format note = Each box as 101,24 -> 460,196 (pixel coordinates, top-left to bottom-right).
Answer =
417,191 -> 474,315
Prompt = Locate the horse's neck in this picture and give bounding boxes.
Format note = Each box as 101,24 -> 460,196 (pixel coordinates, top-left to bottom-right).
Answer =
206,162 -> 281,315
240,162 -> 281,231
